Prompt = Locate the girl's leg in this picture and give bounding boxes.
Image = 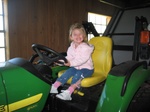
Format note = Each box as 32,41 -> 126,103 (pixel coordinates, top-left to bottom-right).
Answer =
50,67 -> 77,93
71,69 -> 94,84
53,81 -> 62,88
56,67 -> 77,85
56,69 -> 93,100
68,79 -> 82,94
68,69 -> 94,94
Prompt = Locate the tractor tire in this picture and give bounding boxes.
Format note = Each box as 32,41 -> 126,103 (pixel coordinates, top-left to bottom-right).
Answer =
127,80 -> 150,112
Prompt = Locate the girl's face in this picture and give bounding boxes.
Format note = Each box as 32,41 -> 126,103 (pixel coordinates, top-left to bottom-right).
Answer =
70,29 -> 85,44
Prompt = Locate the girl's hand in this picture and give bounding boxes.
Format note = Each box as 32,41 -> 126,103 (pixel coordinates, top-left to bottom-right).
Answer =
64,61 -> 70,66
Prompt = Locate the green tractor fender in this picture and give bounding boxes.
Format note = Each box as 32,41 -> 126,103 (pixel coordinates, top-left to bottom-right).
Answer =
96,60 -> 150,112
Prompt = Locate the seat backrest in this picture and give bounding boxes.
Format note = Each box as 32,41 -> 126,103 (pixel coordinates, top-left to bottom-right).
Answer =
89,36 -> 112,78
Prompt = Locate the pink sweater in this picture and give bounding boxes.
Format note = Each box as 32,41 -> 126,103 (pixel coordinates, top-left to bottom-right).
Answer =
66,42 -> 94,70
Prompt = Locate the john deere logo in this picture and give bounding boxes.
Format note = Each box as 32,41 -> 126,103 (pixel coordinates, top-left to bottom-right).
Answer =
27,104 -> 37,111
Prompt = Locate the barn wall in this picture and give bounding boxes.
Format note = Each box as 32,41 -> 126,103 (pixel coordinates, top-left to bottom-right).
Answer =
6,0 -> 116,59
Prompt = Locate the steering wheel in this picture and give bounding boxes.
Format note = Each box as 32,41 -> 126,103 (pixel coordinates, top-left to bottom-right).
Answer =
32,44 -> 68,66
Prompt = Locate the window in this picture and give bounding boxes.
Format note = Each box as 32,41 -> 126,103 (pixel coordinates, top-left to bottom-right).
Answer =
0,0 -> 5,62
88,12 -> 111,40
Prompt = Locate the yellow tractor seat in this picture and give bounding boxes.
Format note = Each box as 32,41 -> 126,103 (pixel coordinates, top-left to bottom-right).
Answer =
58,36 -> 113,87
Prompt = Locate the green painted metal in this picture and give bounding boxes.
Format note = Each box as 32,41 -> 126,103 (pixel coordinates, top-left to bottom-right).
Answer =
0,72 -> 8,111
96,66 -> 150,112
0,62 -> 50,112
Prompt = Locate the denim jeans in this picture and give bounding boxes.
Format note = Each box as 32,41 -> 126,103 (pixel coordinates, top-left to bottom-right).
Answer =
57,67 -> 94,85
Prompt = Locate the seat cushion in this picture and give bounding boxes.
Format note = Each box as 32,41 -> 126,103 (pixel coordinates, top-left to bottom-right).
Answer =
58,70 -> 106,87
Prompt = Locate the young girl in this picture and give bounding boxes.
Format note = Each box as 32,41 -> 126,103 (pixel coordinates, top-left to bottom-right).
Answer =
50,23 -> 94,100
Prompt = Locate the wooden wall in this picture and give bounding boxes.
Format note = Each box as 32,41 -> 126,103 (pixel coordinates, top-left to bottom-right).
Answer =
6,0 -> 116,60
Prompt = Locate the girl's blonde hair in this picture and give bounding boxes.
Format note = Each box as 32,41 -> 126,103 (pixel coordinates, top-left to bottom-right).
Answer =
69,23 -> 88,42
